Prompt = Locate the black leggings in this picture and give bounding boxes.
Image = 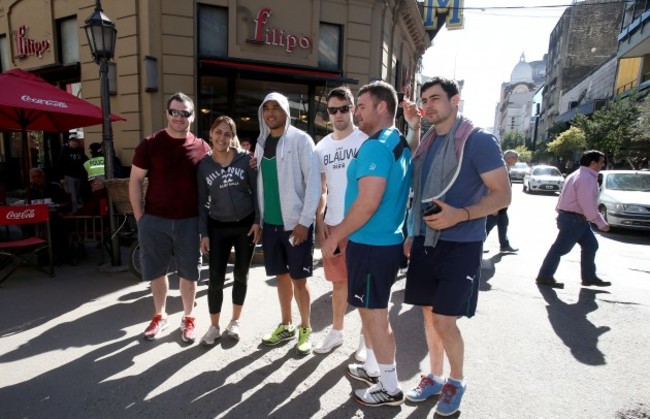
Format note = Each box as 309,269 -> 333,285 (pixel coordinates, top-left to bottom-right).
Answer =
207,215 -> 256,314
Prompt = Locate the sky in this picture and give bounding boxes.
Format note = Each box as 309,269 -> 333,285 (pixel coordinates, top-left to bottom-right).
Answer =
421,0 -> 571,129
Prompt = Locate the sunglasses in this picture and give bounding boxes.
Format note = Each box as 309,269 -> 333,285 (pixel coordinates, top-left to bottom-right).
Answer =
168,108 -> 193,118
327,105 -> 351,115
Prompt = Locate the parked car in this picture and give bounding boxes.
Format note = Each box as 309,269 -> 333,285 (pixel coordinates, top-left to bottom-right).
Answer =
523,165 -> 564,193
598,170 -> 650,231
509,162 -> 531,182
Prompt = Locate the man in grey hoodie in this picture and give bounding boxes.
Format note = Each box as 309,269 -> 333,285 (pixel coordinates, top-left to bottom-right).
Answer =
254,92 -> 321,355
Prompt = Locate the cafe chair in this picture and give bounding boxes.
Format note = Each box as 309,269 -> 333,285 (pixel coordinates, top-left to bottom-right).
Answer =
0,204 -> 55,285
62,199 -> 109,264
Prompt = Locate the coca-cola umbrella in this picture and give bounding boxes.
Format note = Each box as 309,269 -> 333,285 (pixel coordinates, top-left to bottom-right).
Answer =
0,68 -> 126,191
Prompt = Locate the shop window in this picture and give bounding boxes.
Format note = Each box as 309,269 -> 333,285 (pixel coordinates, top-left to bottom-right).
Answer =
0,35 -> 9,72
319,23 -> 341,71
197,75 -> 228,139
57,17 -> 79,64
198,5 -> 228,57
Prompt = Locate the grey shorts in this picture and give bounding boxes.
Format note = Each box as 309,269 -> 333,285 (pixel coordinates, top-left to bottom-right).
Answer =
137,214 -> 201,282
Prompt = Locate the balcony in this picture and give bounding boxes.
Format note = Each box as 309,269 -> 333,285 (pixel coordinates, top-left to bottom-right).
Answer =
618,3 -> 650,59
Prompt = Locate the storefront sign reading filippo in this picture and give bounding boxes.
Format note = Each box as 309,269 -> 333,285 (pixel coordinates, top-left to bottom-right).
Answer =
13,25 -> 51,59
246,8 -> 312,53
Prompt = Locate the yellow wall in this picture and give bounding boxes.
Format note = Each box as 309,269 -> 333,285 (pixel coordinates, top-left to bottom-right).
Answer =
615,57 -> 642,93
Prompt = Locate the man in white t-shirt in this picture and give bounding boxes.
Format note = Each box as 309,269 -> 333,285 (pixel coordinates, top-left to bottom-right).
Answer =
314,86 -> 367,357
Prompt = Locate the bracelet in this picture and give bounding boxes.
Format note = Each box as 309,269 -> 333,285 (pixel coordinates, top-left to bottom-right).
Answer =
462,207 -> 470,221
408,124 -> 421,131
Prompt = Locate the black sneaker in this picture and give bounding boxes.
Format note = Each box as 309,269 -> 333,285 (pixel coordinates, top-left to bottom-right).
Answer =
354,382 -> 404,407
536,277 -> 564,289
582,278 -> 611,287
347,363 -> 379,385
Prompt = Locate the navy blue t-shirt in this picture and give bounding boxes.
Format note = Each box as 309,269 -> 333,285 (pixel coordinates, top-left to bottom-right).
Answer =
418,131 -> 505,242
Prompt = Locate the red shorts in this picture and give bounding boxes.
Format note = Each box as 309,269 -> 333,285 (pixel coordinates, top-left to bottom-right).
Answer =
322,224 -> 349,283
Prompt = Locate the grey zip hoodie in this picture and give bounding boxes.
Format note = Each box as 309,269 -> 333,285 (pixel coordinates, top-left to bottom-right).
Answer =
254,92 -> 320,230
197,149 -> 260,236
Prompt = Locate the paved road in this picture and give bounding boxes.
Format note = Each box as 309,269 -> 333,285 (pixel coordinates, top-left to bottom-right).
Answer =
1,187 -> 649,418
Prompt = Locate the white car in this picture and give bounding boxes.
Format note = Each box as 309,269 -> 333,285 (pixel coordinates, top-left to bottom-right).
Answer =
598,170 -> 650,231
523,165 -> 564,194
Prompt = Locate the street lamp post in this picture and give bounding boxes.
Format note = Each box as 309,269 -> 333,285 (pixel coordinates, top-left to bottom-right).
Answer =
84,0 -> 121,266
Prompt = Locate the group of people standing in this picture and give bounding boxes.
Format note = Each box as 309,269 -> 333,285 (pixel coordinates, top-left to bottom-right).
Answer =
128,77 -> 610,416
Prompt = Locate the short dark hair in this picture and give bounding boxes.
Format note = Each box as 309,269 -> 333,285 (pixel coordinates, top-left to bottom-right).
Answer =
580,150 -> 605,167
327,86 -> 355,104
166,92 -> 194,111
357,81 -> 398,117
421,77 -> 460,99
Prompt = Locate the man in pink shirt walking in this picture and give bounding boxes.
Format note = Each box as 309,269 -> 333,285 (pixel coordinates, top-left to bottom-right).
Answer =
536,150 -> 610,289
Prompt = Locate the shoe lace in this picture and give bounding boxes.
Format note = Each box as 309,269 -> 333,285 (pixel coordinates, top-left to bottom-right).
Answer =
148,315 -> 163,329
416,375 -> 434,391
184,317 -> 195,330
439,383 -> 457,404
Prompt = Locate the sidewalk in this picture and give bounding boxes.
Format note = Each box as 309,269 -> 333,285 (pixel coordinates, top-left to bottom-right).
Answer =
1,238 -> 649,418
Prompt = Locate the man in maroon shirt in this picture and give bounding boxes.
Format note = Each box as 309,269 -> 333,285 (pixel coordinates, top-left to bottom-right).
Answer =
129,92 -> 211,343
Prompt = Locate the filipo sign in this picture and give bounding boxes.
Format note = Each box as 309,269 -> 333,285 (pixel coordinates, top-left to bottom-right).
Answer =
246,8 -> 312,53
13,25 -> 51,59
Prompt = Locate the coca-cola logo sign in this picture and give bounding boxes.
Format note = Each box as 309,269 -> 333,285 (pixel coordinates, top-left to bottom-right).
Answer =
5,209 -> 36,220
21,95 -> 68,108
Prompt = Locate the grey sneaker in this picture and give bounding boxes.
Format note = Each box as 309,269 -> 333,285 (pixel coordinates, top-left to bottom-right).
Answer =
354,382 -> 404,407
347,363 -> 379,385
200,325 -> 220,346
225,320 -> 241,340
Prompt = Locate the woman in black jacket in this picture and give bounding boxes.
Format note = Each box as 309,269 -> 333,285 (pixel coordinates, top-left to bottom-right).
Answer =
197,116 -> 260,345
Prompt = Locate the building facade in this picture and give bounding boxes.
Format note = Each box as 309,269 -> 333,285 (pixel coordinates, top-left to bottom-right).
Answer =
539,0 -> 623,141
0,0 -> 430,190
616,0 -> 650,96
555,56 -> 617,124
494,53 -> 546,141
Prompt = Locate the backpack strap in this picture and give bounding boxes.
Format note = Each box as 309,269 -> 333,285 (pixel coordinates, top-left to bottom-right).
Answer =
375,127 -> 409,161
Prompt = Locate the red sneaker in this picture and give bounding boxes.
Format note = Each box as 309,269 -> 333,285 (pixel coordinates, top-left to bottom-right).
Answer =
143,314 -> 168,340
181,316 -> 197,343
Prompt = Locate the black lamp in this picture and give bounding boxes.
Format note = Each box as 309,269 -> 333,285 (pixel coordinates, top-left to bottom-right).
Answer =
84,0 -> 121,266
84,1 -> 116,63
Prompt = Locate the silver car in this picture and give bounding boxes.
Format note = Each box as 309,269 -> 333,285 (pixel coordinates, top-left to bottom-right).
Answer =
598,170 -> 650,231
523,165 -> 564,193
509,162 -> 531,182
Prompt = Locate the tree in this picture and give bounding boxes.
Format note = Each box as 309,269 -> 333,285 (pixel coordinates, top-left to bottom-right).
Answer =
500,130 -> 525,151
633,96 -> 650,140
514,145 -> 532,163
547,126 -> 586,162
573,96 -> 639,162
546,121 -> 570,141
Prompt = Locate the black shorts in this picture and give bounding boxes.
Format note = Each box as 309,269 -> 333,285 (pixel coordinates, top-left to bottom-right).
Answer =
346,241 -> 402,309
404,237 -> 482,317
138,214 -> 201,282
262,223 -> 314,279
